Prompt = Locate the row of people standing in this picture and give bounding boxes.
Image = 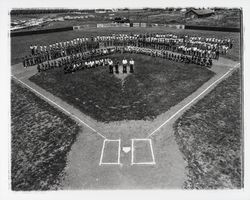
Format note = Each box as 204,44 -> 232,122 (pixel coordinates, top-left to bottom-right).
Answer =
124,46 -> 212,67
24,33 -> 232,68
64,58 -> 112,74
37,44 -> 212,75
36,47 -> 116,73
37,55 -> 135,75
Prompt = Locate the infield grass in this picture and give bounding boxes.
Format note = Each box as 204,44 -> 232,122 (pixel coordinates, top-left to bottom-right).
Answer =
29,53 -> 214,122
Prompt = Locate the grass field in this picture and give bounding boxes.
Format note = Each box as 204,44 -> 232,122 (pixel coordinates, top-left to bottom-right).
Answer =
29,53 -> 214,122
11,81 -> 80,190
174,69 -> 242,189
10,13 -> 242,189
11,27 -> 240,65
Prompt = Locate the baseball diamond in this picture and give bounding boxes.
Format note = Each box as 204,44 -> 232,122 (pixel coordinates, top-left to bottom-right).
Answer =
10,7 -> 242,191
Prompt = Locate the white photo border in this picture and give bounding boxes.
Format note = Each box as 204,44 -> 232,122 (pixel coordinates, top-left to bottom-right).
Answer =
1,1 -> 249,200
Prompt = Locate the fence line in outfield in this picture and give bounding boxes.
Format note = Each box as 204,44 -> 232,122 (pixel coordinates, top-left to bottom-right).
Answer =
185,25 -> 240,32
97,23 -> 131,28
10,23 -> 240,37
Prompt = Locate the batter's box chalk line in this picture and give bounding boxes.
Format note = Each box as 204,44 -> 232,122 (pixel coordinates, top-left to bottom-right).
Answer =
99,138 -> 156,166
99,139 -> 121,165
131,138 -> 156,165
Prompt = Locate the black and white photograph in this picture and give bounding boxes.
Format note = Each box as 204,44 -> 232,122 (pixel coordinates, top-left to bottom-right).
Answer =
0,0 -> 249,199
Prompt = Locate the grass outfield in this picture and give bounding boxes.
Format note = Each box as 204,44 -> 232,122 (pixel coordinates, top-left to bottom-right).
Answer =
11,27 -> 240,65
11,81 -> 80,191
29,53 -> 214,122
174,69 -> 242,189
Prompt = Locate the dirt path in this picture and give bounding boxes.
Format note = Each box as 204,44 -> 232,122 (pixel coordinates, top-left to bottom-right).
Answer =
11,57 -> 240,189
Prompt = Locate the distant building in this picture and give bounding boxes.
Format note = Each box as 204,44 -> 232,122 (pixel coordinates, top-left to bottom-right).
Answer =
185,9 -> 215,18
113,17 -> 130,23
95,9 -> 107,14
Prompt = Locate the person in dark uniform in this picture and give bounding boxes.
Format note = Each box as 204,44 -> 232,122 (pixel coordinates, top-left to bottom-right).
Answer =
170,53 -> 174,60
205,58 -> 210,68
200,58 -> 205,66
37,64 -> 41,72
22,56 -> 27,68
115,61 -> 119,74
191,55 -> 195,64
177,55 -> 180,62
209,57 -> 213,66
173,54 -> 177,61
58,60 -> 62,68
185,56 -> 190,64
64,64 -> 68,74
50,61 -> 54,69
215,50 -> 220,60
197,56 -> 201,65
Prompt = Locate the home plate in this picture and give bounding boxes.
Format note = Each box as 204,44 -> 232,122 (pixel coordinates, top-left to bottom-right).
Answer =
122,147 -> 131,153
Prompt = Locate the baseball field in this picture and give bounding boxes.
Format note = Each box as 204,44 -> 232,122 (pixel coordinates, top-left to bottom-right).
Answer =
11,25 -> 242,190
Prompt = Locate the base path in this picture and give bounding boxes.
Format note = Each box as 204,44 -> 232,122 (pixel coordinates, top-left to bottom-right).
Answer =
11,57 -> 240,189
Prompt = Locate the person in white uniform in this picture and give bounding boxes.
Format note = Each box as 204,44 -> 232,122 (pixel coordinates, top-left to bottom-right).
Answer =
122,58 -> 128,73
108,59 -> 113,73
129,58 -> 135,73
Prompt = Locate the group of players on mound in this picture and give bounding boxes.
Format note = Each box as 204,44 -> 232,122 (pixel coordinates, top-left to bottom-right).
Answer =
22,33 -> 233,73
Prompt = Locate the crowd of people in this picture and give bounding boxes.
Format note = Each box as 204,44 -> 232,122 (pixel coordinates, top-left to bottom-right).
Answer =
36,47 -> 114,73
23,33 -> 233,71
36,46 -> 135,74
124,46 -> 213,67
